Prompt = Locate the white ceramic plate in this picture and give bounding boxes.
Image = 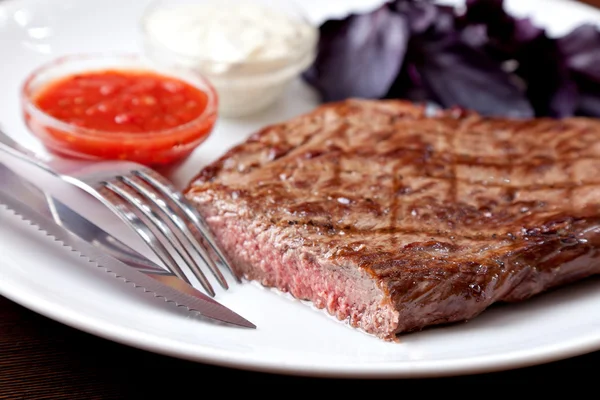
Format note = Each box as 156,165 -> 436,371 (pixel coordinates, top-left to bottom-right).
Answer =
1,0 -> 600,379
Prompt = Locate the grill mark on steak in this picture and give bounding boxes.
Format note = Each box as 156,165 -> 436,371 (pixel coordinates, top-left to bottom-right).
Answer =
185,99 -> 600,341
446,109 -> 462,207
561,128 -> 582,209
388,160 -> 402,247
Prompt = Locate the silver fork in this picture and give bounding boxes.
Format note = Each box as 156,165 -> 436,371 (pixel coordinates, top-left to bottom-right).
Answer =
0,129 -> 238,297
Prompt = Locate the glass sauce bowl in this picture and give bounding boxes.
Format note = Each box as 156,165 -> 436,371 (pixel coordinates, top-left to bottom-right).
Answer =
140,0 -> 318,118
22,53 -> 218,167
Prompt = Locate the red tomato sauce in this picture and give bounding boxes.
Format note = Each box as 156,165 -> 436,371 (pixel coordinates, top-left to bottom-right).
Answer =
25,69 -> 216,166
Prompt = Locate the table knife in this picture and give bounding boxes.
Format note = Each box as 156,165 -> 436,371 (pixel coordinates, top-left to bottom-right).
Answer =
0,163 -> 255,329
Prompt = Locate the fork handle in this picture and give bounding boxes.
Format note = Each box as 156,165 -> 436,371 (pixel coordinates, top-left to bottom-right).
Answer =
0,128 -> 57,176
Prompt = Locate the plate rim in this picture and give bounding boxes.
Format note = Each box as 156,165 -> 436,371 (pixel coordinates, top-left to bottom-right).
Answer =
1,0 -> 600,379
2,272 -> 600,379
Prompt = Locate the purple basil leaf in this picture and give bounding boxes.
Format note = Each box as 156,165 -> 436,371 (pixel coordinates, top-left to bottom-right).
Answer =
302,5 -> 409,102
462,0 -> 512,42
462,0 -> 575,117
462,0 -> 543,57
513,17 -> 543,43
385,62 -> 430,103
424,4 -> 457,38
460,24 -> 488,48
391,0 -> 438,34
568,72 -> 600,117
558,24 -> 600,83
516,33 -> 577,118
409,35 -> 534,118
576,88 -> 600,117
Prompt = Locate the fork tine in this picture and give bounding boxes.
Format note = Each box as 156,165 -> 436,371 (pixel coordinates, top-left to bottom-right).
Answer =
105,180 -> 216,297
96,186 -> 192,285
136,170 -> 241,283
121,174 -> 229,290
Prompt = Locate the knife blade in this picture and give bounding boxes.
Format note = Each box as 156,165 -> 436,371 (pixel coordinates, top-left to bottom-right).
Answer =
0,165 -> 255,329
0,163 -> 168,274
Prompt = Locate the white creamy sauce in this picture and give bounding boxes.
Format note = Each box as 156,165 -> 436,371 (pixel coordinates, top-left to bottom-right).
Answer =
142,1 -> 318,117
145,3 -> 315,65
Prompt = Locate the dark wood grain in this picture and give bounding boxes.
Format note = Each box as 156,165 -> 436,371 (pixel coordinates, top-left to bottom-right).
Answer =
580,0 -> 600,7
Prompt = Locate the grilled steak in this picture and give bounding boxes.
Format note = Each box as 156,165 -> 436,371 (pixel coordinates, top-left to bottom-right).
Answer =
184,99 -> 600,341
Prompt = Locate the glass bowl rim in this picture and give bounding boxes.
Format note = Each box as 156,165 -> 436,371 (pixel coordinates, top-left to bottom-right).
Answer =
21,52 -> 219,141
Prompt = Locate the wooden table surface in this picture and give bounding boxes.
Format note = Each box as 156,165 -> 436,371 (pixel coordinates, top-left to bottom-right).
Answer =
582,0 -> 600,6
3,0 -> 600,398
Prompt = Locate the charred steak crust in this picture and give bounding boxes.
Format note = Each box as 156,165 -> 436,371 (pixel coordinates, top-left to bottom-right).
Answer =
184,99 -> 600,341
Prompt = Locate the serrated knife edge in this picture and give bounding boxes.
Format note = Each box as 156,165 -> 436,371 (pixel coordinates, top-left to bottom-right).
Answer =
0,192 -> 255,329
